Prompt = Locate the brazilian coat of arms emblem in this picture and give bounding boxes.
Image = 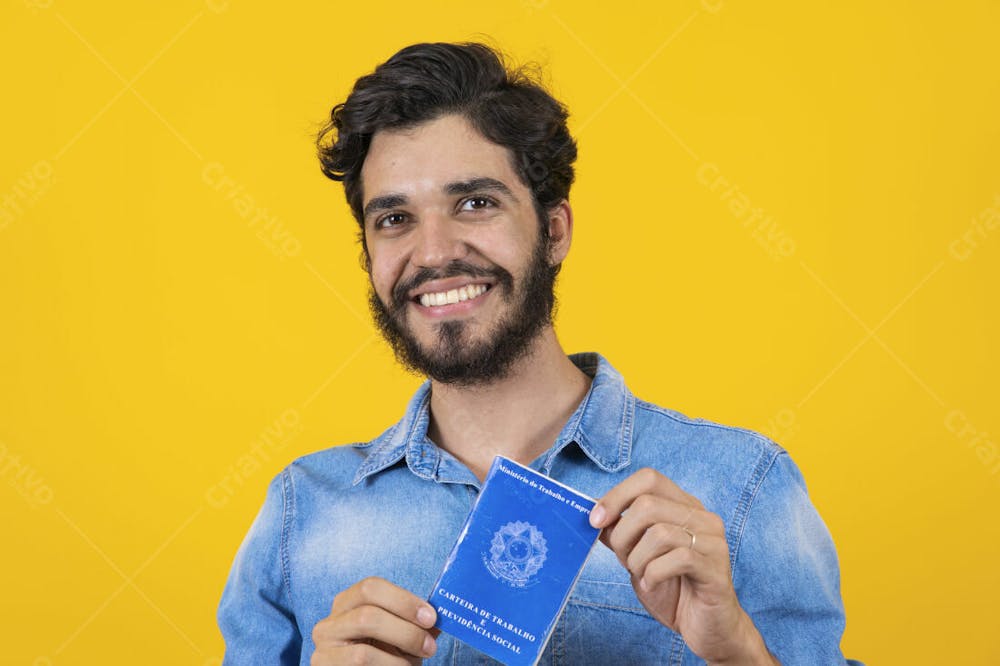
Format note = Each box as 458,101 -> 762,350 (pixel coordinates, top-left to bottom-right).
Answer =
484,520 -> 548,588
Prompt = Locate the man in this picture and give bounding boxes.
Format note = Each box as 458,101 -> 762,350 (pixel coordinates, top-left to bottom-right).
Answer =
218,42 -> 860,665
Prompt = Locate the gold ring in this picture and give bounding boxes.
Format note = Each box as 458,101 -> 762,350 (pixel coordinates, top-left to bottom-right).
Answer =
682,526 -> 696,551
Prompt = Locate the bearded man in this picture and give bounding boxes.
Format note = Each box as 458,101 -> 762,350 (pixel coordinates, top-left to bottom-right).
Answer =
218,42 -> 861,666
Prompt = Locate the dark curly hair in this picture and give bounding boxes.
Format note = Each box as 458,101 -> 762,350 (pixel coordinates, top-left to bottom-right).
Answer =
316,42 -> 577,242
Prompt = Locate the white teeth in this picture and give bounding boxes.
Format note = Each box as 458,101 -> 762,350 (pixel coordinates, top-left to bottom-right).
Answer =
418,284 -> 488,307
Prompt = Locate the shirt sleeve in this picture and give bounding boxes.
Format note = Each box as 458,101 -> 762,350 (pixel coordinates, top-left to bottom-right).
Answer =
730,451 -> 862,665
218,469 -> 302,665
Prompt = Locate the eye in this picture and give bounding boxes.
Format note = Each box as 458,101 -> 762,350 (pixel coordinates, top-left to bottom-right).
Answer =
458,196 -> 497,212
374,212 -> 408,230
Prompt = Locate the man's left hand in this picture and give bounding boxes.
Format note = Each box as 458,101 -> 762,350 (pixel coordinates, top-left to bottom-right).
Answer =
590,468 -> 777,665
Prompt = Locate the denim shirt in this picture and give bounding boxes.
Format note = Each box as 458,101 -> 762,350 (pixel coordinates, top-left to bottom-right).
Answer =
219,353 -> 861,665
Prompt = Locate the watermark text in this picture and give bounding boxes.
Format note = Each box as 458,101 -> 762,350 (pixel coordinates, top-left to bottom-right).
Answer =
202,161 -> 301,259
696,162 -> 796,260
205,409 -> 303,508
945,409 -> 999,477
949,194 -> 999,261
0,441 -> 54,506
0,160 -> 55,231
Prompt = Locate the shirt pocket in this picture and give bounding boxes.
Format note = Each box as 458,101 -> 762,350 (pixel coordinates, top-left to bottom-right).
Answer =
545,549 -> 682,665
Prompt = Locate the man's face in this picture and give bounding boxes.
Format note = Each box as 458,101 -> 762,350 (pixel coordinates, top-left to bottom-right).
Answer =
359,113 -> 558,385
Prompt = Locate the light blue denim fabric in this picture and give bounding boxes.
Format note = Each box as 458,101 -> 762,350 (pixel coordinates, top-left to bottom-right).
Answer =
219,353 -> 863,665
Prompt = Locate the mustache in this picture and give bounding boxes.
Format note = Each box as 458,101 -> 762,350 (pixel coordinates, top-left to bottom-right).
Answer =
390,260 -> 514,311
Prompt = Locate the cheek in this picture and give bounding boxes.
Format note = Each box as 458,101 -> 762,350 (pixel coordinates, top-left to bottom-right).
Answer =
500,238 -> 540,279
367,253 -> 398,300
478,226 -> 537,268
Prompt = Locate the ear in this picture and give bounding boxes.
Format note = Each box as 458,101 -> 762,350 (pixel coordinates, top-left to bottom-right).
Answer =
545,200 -> 573,266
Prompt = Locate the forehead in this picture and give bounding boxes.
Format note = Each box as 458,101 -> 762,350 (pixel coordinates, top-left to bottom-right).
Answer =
360,114 -> 523,201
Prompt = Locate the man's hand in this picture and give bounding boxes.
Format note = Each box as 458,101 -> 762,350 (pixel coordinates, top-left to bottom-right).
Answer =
311,577 -> 439,665
590,468 -> 777,665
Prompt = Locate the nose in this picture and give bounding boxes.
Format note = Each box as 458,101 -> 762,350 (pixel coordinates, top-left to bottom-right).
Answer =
410,213 -> 466,269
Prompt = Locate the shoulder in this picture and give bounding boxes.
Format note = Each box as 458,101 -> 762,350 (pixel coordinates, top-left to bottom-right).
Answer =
277,422 -> 396,492
629,398 -> 796,526
288,442 -> 367,475
633,397 -> 784,464
288,444 -> 374,485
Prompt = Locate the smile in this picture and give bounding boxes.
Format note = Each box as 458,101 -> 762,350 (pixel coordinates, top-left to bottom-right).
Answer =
417,283 -> 490,307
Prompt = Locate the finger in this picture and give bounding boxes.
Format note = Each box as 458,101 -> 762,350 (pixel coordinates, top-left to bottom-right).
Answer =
639,544 -> 731,591
310,641 -> 415,666
590,467 -> 702,529
600,494 -> 704,561
626,523 -> 728,583
314,604 -> 436,659
372,637 -> 432,665
332,577 -> 437,629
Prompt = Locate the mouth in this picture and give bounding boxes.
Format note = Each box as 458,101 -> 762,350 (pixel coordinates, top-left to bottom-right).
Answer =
414,283 -> 492,308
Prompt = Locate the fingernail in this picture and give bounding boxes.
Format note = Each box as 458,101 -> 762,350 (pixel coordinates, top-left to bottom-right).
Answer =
423,634 -> 436,656
639,577 -> 648,591
417,605 -> 435,627
590,504 -> 605,527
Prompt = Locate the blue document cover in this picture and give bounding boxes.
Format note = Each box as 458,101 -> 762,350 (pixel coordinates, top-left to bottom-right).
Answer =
428,456 -> 601,665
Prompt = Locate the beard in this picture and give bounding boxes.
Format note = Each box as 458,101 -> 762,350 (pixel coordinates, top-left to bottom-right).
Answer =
368,237 -> 558,386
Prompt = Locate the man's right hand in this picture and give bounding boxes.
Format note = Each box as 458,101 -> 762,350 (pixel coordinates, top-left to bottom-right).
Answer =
311,577 -> 439,665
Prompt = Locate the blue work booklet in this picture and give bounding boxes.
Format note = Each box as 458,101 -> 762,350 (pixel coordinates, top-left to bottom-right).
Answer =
428,456 -> 601,665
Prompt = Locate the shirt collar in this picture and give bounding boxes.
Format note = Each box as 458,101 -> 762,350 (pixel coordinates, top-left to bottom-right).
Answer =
352,352 -> 635,486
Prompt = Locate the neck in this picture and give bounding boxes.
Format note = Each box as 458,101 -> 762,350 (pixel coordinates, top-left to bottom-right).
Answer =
426,328 -> 591,481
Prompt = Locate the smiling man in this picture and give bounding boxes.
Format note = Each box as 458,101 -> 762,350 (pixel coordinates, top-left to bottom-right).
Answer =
363,116 -> 568,398
218,43 -> 861,665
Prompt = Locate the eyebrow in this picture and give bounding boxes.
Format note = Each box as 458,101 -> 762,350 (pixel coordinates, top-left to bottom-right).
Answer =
362,177 -> 518,221
363,194 -> 408,221
444,177 -> 516,201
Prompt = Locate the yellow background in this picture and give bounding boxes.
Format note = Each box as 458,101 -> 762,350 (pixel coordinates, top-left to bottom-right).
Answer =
2,1 -> 998,664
